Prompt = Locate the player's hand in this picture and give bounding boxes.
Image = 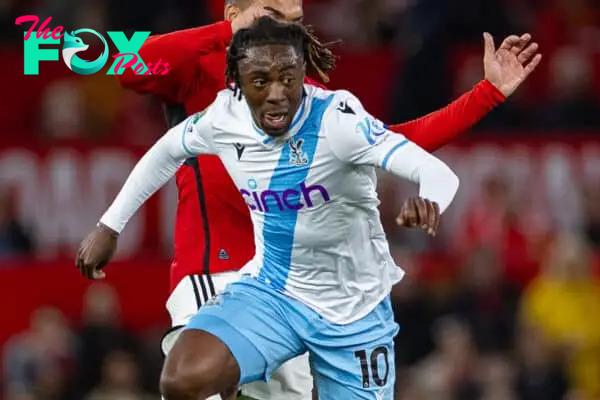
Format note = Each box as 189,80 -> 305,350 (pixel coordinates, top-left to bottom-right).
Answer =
231,1 -> 270,34
483,32 -> 542,97
396,197 -> 440,236
75,223 -> 118,280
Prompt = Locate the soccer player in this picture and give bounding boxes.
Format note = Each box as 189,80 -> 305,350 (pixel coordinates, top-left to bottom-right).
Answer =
83,16 -> 460,399
82,17 -> 458,400
76,2 -> 541,399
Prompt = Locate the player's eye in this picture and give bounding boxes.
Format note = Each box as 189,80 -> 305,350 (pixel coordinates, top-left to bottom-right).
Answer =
252,79 -> 267,88
282,77 -> 295,86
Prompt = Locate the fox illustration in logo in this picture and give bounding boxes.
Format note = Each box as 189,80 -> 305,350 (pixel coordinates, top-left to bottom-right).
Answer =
62,29 -> 108,75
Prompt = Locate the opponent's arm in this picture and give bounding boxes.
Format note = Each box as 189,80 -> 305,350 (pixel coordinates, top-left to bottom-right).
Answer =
388,33 -> 542,152
116,3 -> 268,103
76,105 -> 218,279
116,21 -> 232,103
327,92 -> 459,235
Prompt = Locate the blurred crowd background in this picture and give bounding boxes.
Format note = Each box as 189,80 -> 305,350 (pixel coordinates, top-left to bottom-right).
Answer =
1,0 -> 600,399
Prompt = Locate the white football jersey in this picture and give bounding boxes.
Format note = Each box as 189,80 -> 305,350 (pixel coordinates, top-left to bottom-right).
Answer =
174,84 -> 458,324
101,84 -> 457,325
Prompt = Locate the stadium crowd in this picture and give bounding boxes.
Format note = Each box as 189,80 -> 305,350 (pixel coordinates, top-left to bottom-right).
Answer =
1,0 -> 600,399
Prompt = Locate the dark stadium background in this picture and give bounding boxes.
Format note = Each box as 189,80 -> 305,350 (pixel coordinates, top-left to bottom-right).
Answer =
1,0 -> 600,398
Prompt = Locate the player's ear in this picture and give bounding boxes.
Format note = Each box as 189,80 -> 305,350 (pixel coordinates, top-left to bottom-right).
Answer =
225,3 -> 242,22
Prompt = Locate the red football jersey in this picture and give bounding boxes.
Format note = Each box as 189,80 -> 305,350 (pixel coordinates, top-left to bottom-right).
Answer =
117,21 -> 505,291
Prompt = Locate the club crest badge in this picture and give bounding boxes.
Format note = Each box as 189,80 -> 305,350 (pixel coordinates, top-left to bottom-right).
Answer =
289,138 -> 308,166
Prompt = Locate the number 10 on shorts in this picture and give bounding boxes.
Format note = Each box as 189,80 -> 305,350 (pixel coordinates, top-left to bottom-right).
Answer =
354,347 -> 390,388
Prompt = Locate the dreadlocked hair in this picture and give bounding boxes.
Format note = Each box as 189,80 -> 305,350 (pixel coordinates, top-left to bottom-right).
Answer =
225,16 -> 338,99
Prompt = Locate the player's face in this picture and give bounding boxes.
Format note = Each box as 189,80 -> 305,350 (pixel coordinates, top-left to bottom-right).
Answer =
260,0 -> 304,22
238,44 -> 305,137
226,0 -> 303,25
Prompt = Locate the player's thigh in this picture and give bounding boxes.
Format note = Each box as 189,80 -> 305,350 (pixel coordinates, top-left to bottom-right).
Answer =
161,328 -> 241,396
242,352 -> 313,400
308,297 -> 399,400
161,273 -> 244,400
186,276 -> 305,385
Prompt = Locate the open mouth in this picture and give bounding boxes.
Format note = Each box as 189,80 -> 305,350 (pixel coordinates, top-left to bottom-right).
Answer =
262,111 -> 289,131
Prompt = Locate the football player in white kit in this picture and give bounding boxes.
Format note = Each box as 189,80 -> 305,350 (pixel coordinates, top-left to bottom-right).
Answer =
90,17 -> 459,399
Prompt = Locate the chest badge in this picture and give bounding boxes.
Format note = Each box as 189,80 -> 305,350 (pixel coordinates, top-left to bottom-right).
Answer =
289,138 -> 308,166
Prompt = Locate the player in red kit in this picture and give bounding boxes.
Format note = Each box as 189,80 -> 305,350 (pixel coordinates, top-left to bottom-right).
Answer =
76,1 -> 541,399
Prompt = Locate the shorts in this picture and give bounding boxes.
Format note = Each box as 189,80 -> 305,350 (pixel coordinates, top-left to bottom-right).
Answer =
161,272 -> 312,400
186,276 -> 399,400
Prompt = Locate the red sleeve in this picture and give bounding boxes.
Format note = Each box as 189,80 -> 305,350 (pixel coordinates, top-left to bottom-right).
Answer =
116,21 -> 233,104
388,80 -> 505,152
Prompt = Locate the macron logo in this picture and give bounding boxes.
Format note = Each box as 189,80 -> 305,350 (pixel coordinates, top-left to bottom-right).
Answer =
233,143 -> 245,160
337,101 -> 355,115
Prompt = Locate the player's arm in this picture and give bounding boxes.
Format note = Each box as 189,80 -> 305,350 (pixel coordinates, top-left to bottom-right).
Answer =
327,91 -> 459,235
99,110 -> 216,233
388,33 -> 542,152
75,104 -> 219,279
116,4 -> 268,103
116,21 -> 232,103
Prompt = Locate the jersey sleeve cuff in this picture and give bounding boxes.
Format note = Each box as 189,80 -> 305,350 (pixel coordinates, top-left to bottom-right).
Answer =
479,79 -> 506,106
98,217 -> 123,235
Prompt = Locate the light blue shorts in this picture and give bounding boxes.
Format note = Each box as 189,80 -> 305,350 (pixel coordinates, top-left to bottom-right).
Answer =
185,276 -> 399,399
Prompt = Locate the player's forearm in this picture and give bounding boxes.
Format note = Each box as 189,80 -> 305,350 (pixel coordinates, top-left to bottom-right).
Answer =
414,159 -> 459,214
384,142 -> 459,213
387,80 -> 505,152
99,129 -> 187,233
116,21 -> 232,100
